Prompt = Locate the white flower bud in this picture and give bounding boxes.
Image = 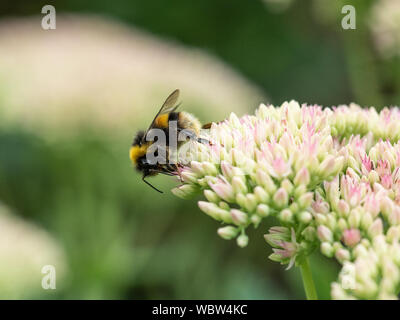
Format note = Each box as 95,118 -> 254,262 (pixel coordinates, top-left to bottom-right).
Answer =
219,201 -> 230,211
293,185 -> 307,199
348,209 -> 361,229
202,162 -> 218,176
273,188 -> 289,208
317,225 -> 333,243
315,213 -> 327,225
321,242 -> 334,257
360,211 -> 373,230
237,234 -> 249,248
235,193 -> 247,209
279,209 -> 294,223
181,170 -> 199,183
337,200 -> 350,218
217,226 -> 238,240
368,170 -> 380,184
254,186 -> 269,203
190,161 -> 206,176
250,214 -> 262,227
198,201 -> 228,221
232,176 -> 248,194
281,179 -> 294,194
298,192 -> 313,209
204,190 -> 220,203
256,204 -> 270,217
386,226 -> 400,243
337,218 -> 348,232
171,184 -> 199,199
301,226 -> 316,241
256,169 -> 277,194
244,194 -> 258,212
335,248 -> 351,263
368,218 -> 383,238
298,211 -> 312,224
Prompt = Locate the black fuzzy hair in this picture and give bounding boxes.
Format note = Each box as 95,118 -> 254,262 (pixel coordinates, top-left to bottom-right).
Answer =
132,130 -> 145,146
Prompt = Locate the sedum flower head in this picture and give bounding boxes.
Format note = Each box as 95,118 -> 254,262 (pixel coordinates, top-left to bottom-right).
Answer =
171,100 -> 400,299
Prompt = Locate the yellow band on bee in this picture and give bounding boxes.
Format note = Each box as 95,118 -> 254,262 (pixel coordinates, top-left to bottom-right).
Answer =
130,144 -> 148,164
155,114 -> 169,128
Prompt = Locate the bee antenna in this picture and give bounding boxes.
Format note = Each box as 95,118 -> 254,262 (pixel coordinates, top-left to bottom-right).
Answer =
142,175 -> 163,193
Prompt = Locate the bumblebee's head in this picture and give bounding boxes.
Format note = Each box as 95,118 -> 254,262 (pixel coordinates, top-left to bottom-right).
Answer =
130,131 -> 148,166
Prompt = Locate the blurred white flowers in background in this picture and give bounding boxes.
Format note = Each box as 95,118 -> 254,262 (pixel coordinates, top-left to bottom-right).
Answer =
0,203 -> 66,298
370,0 -> 400,58
261,0 -> 294,13
0,15 -> 265,138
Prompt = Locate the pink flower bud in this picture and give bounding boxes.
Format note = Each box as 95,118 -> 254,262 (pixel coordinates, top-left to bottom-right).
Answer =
311,198 -> 330,214
269,157 -> 291,178
209,180 -> 235,202
342,228 -> 361,247
380,174 -> 393,189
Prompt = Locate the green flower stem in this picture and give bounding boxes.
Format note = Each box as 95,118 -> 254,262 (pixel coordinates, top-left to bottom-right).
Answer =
299,258 -> 318,300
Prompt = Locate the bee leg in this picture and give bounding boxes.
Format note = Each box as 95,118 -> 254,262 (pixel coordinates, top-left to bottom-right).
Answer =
178,128 -> 211,145
197,138 -> 211,145
157,171 -> 175,176
142,174 -> 163,193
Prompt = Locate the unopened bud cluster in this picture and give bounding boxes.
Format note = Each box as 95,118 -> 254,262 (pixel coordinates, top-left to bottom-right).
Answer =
318,139 -> 400,299
171,100 -> 400,299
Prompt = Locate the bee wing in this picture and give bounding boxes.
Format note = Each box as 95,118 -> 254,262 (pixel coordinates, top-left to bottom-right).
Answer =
142,89 -> 181,142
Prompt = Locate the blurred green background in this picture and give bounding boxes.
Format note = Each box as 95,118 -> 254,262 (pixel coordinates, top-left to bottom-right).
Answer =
0,0 -> 398,299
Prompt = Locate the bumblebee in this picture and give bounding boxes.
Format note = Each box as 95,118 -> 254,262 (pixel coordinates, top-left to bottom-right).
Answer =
130,89 -> 209,193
